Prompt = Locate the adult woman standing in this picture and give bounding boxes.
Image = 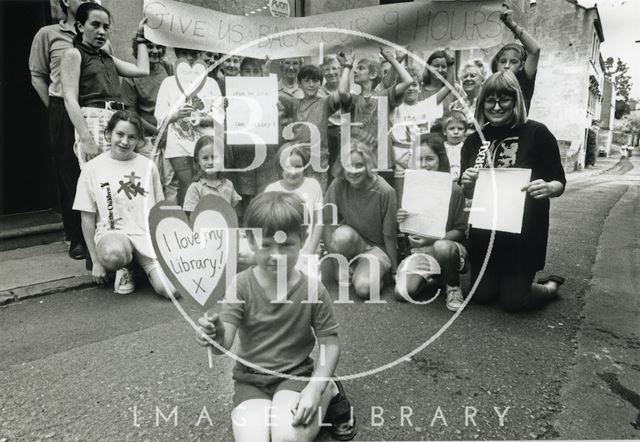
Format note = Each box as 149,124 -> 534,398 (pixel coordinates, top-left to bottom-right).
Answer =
450,59 -> 487,124
460,71 -> 566,312
61,3 -> 149,166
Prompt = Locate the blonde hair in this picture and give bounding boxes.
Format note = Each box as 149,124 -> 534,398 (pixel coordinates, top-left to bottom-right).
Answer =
474,71 -> 528,128
335,140 -> 377,179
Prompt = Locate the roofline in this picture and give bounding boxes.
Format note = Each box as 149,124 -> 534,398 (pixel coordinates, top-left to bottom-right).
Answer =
565,0 -> 605,42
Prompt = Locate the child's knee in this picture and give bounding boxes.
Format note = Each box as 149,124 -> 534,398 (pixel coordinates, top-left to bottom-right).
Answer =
96,234 -> 132,271
352,277 -> 372,300
271,423 -> 316,442
329,226 -> 363,258
432,240 -> 458,265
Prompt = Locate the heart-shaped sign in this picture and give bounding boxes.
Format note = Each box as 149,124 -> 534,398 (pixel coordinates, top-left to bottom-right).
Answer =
174,59 -> 208,98
149,195 -> 238,310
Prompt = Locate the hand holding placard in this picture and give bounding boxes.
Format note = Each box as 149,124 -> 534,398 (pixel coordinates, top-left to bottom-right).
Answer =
149,195 -> 239,367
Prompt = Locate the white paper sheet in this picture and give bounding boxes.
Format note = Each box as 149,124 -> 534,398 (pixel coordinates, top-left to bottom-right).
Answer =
468,168 -> 532,234
226,75 -> 278,145
399,170 -> 452,239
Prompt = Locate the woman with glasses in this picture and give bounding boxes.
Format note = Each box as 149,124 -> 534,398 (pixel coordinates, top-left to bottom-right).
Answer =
459,71 -> 566,312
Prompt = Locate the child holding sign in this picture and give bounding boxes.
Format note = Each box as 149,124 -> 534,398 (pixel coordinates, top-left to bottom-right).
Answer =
73,111 -> 175,299
460,71 -> 565,312
196,192 -> 356,442
183,135 -> 241,214
395,134 -> 468,311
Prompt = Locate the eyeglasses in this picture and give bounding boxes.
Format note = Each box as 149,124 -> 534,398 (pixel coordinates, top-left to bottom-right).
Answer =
484,96 -> 514,108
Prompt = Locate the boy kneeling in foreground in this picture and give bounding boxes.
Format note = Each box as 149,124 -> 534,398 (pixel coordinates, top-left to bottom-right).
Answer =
196,192 -> 356,441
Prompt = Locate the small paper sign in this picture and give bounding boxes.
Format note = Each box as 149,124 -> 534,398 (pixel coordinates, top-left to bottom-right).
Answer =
400,170 -> 452,239
225,75 -> 279,145
469,168 -> 532,234
174,59 -> 208,98
149,195 -> 238,310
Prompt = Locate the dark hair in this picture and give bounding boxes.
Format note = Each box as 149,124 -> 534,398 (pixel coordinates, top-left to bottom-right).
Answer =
419,133 -> 450,173
243,192 -> 306,239
104,110 -> 145,140
192,135 -> 233,179
131,36 -> 165,59
474,71 -> 527,128
240,57 -> 262,76
422,50 -> 448,87
73,3 -> 111,46
491,43 -> 527,73
297,64 -> 323,83
275,142 -> 311,175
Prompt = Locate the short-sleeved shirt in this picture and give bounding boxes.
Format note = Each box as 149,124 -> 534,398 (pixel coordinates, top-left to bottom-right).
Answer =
324,176 -> 397,249
460,120 -> 566,272
183,177 -> 241,211
445,141 -> 464,181
220,268 -> 339,373
29,21 -> 76,98
516,68 -> 536,112
280,94 -> 340,157
76,42 -> 122,106
278,79 -> 304,99
409,183 -> 467,253
121,62 -> 172,132
73,153 -> 164,257
343,88 -> 398,169
390,95 -> 442,147
154,76 -> 224,158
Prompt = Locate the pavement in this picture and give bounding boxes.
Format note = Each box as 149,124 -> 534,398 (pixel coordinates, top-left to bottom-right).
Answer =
1,149 -> 638,441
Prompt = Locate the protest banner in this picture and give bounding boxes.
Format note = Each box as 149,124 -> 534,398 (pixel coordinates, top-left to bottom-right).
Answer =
469,168 -> 532,234
400,170 -> 452,239
225,74 -> 279,145
143,0 -> 504,59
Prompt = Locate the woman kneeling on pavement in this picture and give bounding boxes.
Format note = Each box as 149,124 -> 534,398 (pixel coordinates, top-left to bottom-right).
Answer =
460,71 -> 566,312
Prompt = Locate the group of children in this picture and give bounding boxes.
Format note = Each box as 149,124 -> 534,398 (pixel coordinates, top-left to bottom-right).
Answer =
64,3 -> 544,440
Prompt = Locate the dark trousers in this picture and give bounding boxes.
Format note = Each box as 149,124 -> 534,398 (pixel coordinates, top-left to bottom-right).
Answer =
48,97 -> 83,245
470,267 -> 551,312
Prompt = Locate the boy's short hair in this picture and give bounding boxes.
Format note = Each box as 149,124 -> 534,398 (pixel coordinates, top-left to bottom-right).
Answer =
244,192 -> 306,240
275,142 -> 311,175
357,58 -> 382,89
442,112 -> 468,133
297,64 -> 323,83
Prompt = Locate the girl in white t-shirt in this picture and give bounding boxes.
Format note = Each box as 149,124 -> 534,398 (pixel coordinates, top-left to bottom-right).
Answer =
264,143 -> 324,274
73,111 -> 176,299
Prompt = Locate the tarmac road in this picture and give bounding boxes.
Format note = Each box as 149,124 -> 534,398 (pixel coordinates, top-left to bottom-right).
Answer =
1,155 -> 639,441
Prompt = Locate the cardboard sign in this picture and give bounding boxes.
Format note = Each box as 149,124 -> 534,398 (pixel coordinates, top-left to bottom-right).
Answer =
469,168 -> 532,234
174,59 -> 208,98
225,75 -> 279,145
149,195 -> 238,310
400,170 -> 452,239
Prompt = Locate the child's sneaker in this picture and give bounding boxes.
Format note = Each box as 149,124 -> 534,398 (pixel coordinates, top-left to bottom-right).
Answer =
114,267 -> 135,294
445,285 -> 464,312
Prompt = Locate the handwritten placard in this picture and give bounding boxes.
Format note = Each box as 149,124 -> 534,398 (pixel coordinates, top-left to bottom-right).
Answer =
226,75 -> 279,145
143,0 -> 504,59
400,170 -> 452,239
149,195 -> 238,309
469,168 -> 532,234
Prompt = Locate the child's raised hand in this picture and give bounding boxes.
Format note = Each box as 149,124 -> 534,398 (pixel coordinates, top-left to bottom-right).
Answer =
195,313 -> 225,348
291,384 -> 323,426
397,208 -> 409,224
379,46 -> 395,62
137,18 -> 148,35
337,48 -> 355,67
500,5 -> 517,29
